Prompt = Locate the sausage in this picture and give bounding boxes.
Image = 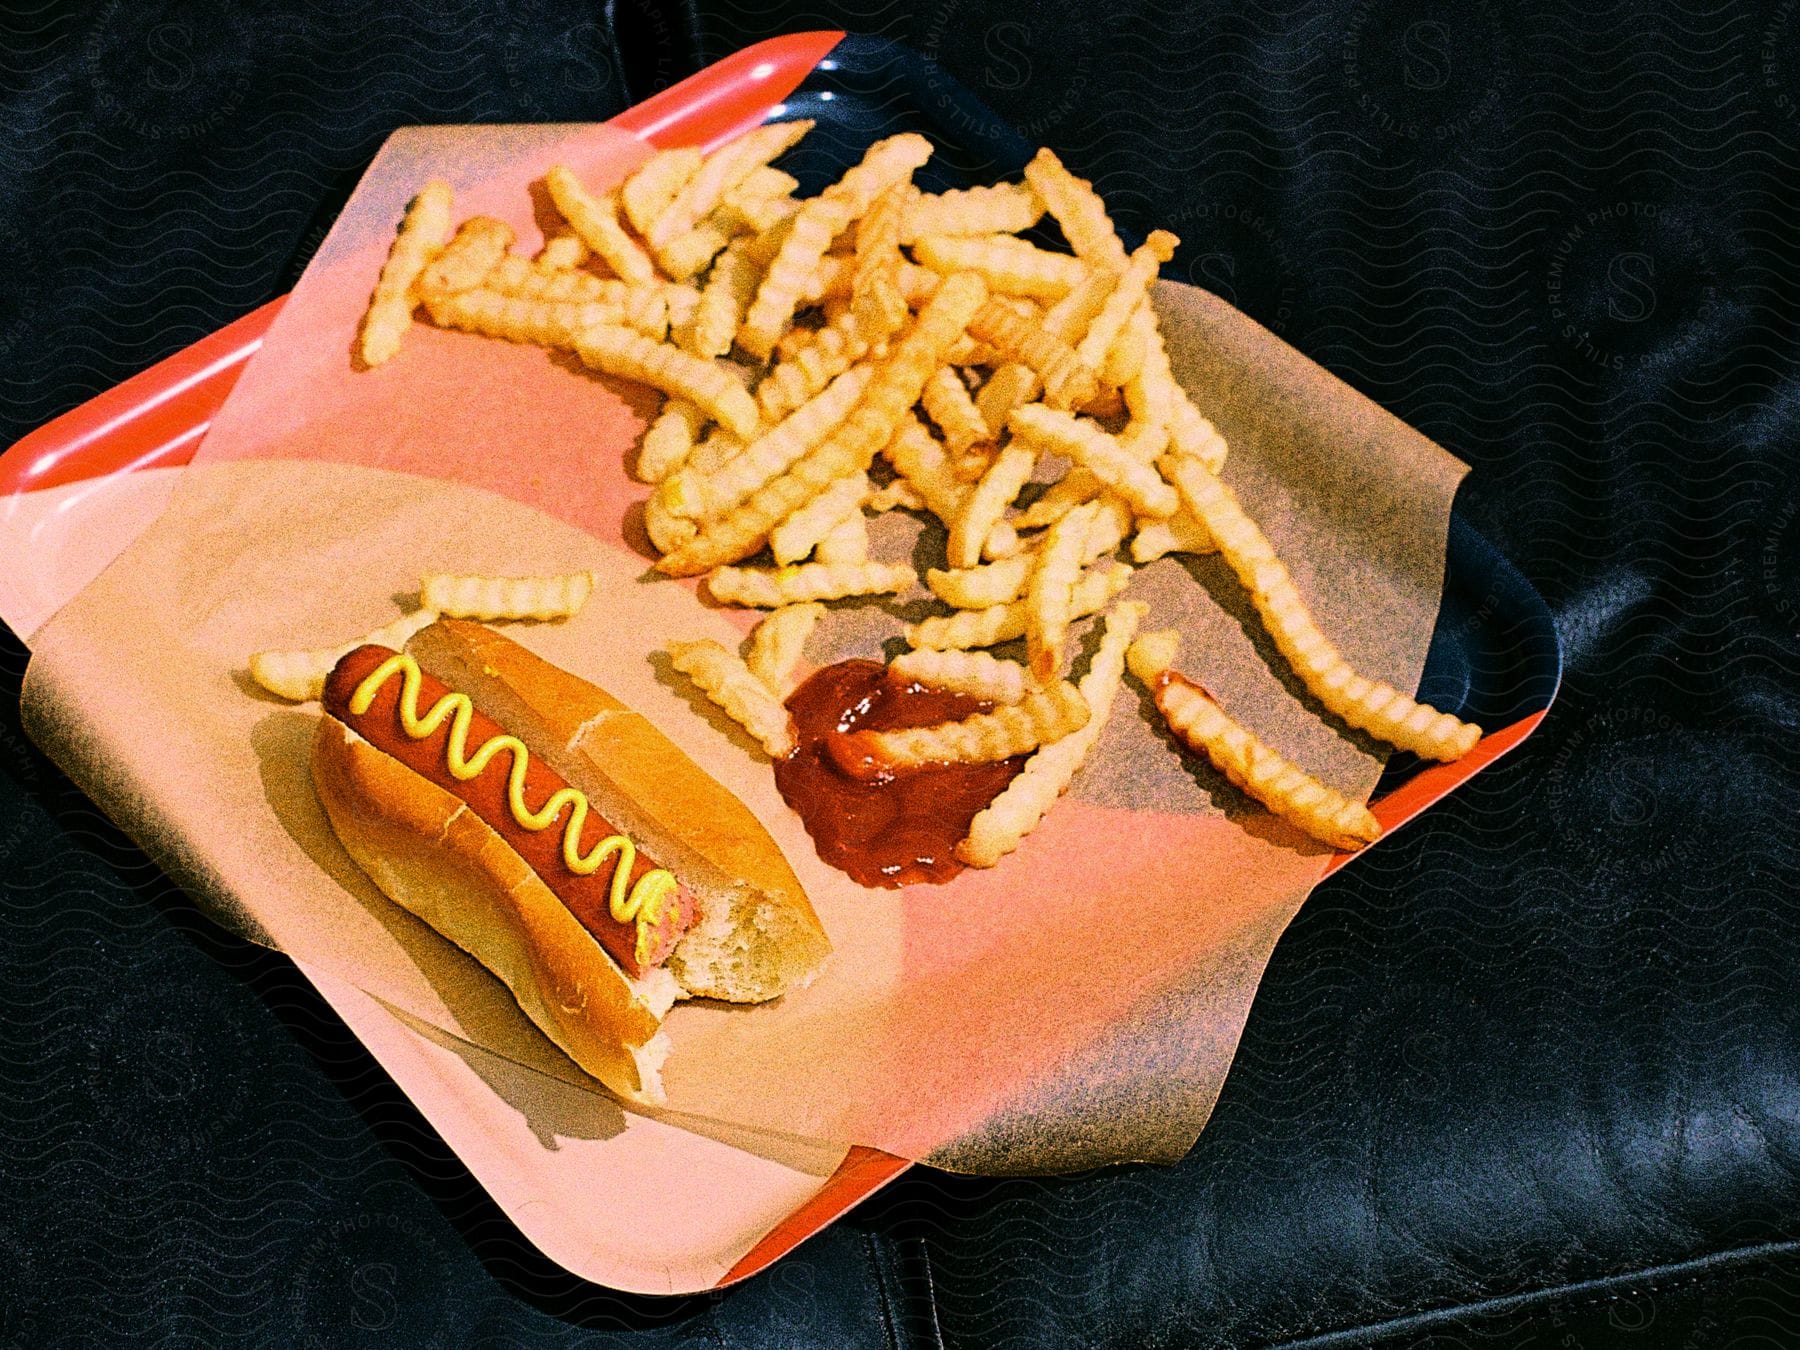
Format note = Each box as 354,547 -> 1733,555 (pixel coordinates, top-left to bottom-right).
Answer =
322,644 -> 692,979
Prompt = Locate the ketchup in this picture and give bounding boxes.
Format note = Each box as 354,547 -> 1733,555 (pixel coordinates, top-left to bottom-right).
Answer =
774,659 -> 1025,887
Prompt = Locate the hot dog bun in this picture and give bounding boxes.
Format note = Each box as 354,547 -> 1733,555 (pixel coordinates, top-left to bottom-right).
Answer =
312,714 -> 679,1102
406,619 -> 830,1002
309,620 -> 829,1105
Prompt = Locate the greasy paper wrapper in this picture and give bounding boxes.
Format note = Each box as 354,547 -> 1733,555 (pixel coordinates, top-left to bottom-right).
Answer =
21,124 -> 1465,1174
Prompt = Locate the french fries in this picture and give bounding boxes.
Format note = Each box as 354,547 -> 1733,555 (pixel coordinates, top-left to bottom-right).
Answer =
419,571 -> 592,622
1127,630 -> 1382,852
839,679 -> 1089,774
957,600 -> 1145,866
888,648 -> 1029,703
706,560 -> 914,608
359,180 -> 453,367
745,602 -> 825,696
668,638 -> 796,757
250,607 -> 440,703
355,116 -> 1476,874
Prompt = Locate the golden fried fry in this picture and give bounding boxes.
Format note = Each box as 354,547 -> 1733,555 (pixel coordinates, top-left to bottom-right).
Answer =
755,310 -> 870,421
913,233 -> 1090,299
957,599 -> 1145,865
1009,405 -> 1179,519
622,147 -> 702,237
421,288 -> 625,349
867,478 -> 926,513
536,233 -> 589,270
636,399 -> 705,483
689,236 -> 762,359
249,607 -> 439,703
966,299 -> 1098,412
840,679 -> 1088,775
1026,500 -> 1099,683
813,510 -> 871,564
899,182 -> 1044,244
929,497 -> 1127,608
420,571 -> 593,621
905,561 -> 1132,649
1012,467 -> 1103,530
417,216 -> 512,298
1023,146 -> 1128,271
575,325 -> 760,438
485,253 -> 611,303
544,166 -> 656,287
1159,453 -> 1481,761
669,363 -> 872,522
1129,509 -> 1216,563
668,638 -> 796,757
974,361 -> 1042,438
648,120 -> 812,250
1127,630 -> 1382,851
659,273 -> 987,575
888,648 -> 1029,703
921,366 -> 988,451
359,179 -> 453,367
770,469 -> 869,564
658,214 -> 738,283
720,166 -> 800,234
644,487 -> 699,554
744,601 -> 825,696
825,132 -> 933,213
948,440 -> 1036,570
1073,230 -> 1177,377
737,193 -> 855,360
706,560 -> 914,607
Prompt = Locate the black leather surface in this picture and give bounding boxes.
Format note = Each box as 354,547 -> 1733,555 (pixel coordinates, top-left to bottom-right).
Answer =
3,1 -> 1798,1346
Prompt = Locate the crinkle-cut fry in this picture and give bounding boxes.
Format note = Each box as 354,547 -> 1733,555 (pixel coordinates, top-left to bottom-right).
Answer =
843,679 -> 1088,774
1014,467 -> 1104,530
575,325 -> 760,439
706,560 -> 914,608
770,470 -> 869,564
648,119 -> 812,249
814,510 -> 870,564
867,477 -> 925,512
897,260 -> 942,306
636,399 -> 705,483
825,132 -> 933,214
250,608 -> 439,703
1102,298 -> 1154,388
543,166 -> 657,288
950,444 -> 996,482
417,217 -> 512,298
1171,390 -> 1230,475
737,193 -> 855,361
921,366 -> 988,452
883,413 -> 969,523
975,361 -> 1042,437
422,288 -> 625,349
1126,631 -> 1382,851
622,146 -> 702,237
1026,500 -> 1100,683
689,237 -> 762,359
536,233 -> 589,270
1009,404 -> 1179,519
957,600 -> 1145,866
671,364 -> 871,522
660,275 -> 987,575
668,638 -> 796,758
853,184 -> 905,292
360,179 -> 453,367
687,427 -> 745,475
756,310 -> 869,420
948,440 -> 1036,570
721,166 -> 800,233
929,497 -> 1126,608
966,299 -> 1098,412
1159,453 -> 1481,761
420,571 -> 593,621
662,280 -> 703,332
913,233 -> 1090,299
1117,413 -> 1170,464
1022,146 -> 1129,272
1130,509 -> 1217,562
645,488 -> 699,554
1042,264 -> 1118,343
888,648 -> 1029,704
659,215 -> 738,283
745,602 -> 825,696
906,561 -> 1132,650
899,181 -> 1044,244
485,254 -> 612,304
1074,230 -> 1177,377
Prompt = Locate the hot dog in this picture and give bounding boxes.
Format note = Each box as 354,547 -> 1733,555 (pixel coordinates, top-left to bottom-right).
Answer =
310,619 -> 830,1105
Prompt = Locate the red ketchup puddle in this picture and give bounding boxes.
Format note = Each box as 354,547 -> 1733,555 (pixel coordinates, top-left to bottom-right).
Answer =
774,659 -> 1025,887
